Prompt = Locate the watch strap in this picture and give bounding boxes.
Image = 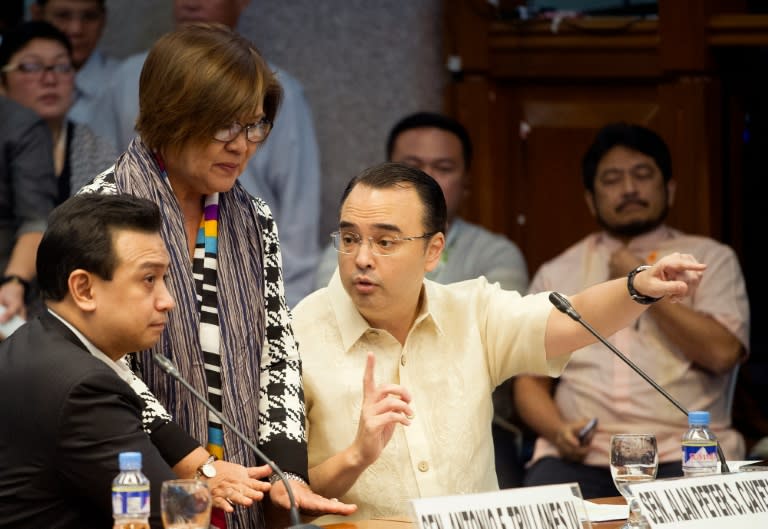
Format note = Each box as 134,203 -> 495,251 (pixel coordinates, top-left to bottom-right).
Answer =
627,264 -> 663,305
269,471 -> 308,486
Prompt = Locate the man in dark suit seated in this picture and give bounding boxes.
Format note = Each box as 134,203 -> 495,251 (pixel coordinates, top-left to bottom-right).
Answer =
0,194 -> 269,529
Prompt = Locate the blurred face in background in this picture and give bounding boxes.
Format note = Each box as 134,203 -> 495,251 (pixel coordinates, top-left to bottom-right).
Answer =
174,0 -> 250,28
32,0 -> 106,69
2,37 -> 74,125
390,127 -> 468,228
586,145 -> 675,239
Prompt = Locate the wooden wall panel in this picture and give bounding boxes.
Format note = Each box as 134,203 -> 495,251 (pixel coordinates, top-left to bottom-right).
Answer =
444,0 -> 745,276
503,85 -> 663,272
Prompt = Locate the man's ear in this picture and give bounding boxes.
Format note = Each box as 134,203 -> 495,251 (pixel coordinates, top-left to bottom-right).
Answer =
424,232 -> 446,273
584,190 -> 597,218
68,270 -> 97,312
666,179 -> 676,208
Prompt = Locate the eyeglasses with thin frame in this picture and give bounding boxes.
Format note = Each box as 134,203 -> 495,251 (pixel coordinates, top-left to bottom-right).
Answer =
213,120 -> 273,144
331,230 -> 435,257
1,62 -> 75,77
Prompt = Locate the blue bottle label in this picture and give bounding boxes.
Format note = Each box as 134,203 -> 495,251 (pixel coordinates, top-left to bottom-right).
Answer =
112,490 -> 150,516
681,443 -> 718,467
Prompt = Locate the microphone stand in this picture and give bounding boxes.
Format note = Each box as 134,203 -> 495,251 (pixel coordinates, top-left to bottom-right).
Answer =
548,292 -> 730,474
153,353 -> 321,529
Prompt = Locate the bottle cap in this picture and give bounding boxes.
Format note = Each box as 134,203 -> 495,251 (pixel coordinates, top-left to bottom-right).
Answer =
688,410 -> 710,426
118,451 -> 142,470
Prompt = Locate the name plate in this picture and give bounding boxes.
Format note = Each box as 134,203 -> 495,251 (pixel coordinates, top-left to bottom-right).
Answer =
410,484 -> 590,529
628,470 -> 768,528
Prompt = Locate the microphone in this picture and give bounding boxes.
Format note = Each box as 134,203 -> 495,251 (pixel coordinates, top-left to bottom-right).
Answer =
548,292 -> 730,474
153,353 -> 321,529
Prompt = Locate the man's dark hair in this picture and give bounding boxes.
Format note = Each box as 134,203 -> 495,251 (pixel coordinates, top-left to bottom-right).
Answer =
386,112 -> 473,170
0,21 -> 72,71
37,194 -> 162,301
340,162 -> 447,236
582,122 -> 672,192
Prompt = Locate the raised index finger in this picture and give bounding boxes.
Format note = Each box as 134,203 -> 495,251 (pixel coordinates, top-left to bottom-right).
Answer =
362,351 -> 376,396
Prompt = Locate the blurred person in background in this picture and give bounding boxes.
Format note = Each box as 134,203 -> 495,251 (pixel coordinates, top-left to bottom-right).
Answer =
0,95 -> 56,328
515,122 -> 749,498
31,0 -> 120,127
0,21 -> 116,203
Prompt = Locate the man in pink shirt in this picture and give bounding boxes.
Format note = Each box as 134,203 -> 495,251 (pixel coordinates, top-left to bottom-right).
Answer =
515,122 -> 750,498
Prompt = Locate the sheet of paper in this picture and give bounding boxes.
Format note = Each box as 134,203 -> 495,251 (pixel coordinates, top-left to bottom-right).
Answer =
582,499 -> 629,522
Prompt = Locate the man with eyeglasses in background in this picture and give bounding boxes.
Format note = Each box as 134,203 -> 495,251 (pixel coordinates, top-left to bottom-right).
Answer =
31,0 -> 119,130
290,161 -> 707,523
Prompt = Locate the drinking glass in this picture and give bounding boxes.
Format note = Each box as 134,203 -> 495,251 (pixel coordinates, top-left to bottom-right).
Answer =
161,479 -> 212,529
609,433 -> 658,529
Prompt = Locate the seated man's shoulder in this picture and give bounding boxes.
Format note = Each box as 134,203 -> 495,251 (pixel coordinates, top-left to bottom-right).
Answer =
0,96 -> 44,132
1,320 -> 115,390
117,51 -> 149,74
102,51 -> 148,91
455,218 -> 523,255
675,232 -> 737,257
268,63 -> 305,93
653,229 -> 742,273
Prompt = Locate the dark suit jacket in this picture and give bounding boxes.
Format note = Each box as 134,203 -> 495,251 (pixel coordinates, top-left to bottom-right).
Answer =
0,312 -> 196,529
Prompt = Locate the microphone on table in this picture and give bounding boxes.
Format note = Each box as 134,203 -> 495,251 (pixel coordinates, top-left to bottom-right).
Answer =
153,353 -> 322,529
548,291 -> 730,474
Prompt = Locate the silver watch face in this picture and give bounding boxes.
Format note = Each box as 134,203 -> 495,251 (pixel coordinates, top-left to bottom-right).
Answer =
200,462 -> 217,478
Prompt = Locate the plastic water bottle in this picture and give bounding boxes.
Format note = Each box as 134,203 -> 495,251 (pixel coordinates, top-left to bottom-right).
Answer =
112,451 -> 150,529
681,411 -> 719,477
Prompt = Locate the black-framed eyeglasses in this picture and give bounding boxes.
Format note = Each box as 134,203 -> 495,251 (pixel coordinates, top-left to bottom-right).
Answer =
213,119 -> 272,144
1,62 -> 74,76
330,230 -> 435,257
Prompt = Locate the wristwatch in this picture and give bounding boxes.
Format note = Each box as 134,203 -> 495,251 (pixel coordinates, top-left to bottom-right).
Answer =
196,455 -> 217,479
269,471 -> 308,486
627,264 -> 662,305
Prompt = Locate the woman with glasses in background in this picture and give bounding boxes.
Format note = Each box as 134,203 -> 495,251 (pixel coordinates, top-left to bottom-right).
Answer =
0,21 -> 115,203
79,22 -> 355,529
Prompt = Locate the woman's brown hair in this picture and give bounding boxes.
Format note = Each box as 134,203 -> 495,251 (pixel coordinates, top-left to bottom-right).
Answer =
136,22 -> 281,151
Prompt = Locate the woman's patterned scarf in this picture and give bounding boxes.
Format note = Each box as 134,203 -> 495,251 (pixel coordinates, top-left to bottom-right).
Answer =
111,139 -> 266,469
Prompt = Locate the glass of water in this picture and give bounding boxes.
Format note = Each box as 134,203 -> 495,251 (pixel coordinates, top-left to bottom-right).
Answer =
161,479 -> 212,529
609,433 -> 658,529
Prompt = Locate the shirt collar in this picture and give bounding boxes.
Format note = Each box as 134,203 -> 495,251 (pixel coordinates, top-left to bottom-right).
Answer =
328,271 -> 444,351
47,308 -> 133,384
